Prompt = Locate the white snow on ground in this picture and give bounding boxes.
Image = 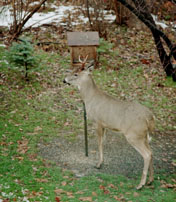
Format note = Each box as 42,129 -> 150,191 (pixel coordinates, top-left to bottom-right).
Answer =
0,4 -> 115,28
0,5 -> 12,27
0,5 -> 76,28
0,3 -> 174,30
151,14 -> 168,29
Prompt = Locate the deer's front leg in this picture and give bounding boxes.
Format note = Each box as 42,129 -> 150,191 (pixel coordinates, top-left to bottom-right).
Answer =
96,124 -> 104,169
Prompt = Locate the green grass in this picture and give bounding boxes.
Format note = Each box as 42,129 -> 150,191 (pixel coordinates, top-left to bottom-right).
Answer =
0,39 -> 176,201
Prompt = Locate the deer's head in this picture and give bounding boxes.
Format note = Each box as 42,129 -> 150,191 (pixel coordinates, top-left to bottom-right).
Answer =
63,55 -> 94,89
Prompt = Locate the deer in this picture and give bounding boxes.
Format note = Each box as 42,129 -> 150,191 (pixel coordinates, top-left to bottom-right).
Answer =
63,55 -> 155,189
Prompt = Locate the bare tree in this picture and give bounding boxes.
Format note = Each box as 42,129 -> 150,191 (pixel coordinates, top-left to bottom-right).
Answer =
83,0 -> 109,38
9,0 -> 48,42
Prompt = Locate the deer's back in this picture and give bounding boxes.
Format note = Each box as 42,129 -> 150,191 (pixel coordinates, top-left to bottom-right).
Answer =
85,91 -> 154,134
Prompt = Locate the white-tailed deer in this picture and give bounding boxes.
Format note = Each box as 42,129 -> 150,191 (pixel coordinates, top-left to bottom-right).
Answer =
63,56 -> 155,189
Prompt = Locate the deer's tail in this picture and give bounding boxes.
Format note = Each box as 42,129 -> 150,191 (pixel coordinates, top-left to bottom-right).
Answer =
147,114 -> 155,142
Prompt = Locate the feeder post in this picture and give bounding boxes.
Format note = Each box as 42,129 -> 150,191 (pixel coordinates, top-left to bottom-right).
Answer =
83,102 -> 88,157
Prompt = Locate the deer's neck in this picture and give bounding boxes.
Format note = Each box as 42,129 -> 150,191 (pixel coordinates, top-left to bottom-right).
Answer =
79,75 -> 98,102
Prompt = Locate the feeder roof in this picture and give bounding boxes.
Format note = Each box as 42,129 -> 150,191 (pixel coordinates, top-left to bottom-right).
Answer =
67,32 -> 99,46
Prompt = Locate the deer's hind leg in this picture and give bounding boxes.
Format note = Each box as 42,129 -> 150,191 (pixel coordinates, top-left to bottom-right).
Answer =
96,124 -> 105,169
145,138 -> 154,185
126,132 -> 153,189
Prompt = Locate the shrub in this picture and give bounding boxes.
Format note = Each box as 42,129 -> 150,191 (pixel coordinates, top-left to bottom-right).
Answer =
0,45 -> 8,69
97,38 -> 114,55
7,38 -> 38,80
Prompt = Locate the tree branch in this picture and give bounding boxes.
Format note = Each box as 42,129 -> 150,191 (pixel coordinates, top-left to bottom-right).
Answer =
116,0 -> 173,51
116,0 -> 176,79
168,0 -> 176,4
10,0 -> 48,42
20,0 -> 48,31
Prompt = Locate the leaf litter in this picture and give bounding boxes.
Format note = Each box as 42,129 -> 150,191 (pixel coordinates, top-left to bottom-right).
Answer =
0,1 -> 176,202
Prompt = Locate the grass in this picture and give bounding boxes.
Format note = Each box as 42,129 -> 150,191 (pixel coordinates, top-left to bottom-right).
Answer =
0,33 -> 176,202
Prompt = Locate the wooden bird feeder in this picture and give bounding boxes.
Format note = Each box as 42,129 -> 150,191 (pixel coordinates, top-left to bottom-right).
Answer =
67,32 -> 99,157
67,31 -> 99,68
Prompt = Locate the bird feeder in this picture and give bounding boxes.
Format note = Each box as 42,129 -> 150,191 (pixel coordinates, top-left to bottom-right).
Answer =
67,31 -> 99,68
67,32 -> 99,157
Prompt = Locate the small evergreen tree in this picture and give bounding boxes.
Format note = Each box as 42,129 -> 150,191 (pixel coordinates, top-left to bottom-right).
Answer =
7,38 -> 37,80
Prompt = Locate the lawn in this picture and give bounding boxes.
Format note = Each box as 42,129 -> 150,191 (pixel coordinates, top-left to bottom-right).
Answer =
0,28 -> 176,202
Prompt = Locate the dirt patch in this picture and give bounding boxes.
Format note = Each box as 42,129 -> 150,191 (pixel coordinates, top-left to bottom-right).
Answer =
38,130 -> 176,178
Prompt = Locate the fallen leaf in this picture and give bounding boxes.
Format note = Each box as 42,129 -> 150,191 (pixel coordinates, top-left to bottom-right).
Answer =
16,156 -> 24,161
114,194 -> 125,201
66,191 -> 74,198
92,192 -> 97,197
0,141 -> 6,146
99,185 -> 110,194
172,179 -> 176,183
27,191 -> 43,198
108,184 -> 115,188
76,191 -> 84,195
17,137 -> 28,154
120,182 -> 124,187
61,181 -> 67,186
63,176 -> 69,179
79,196 -> 92,201
108,183 -> 118,190
104,189 -> 110,194
55,188 -> 65,194
144,73 -> 149,79
113,196 -> 122,201
133,192 -> 140,197
28,153 -> 38,161
99,185 -> 105,190
55,196 -> 61,202
34,126 -> 42,132
35,178 -> 48,183
140,58 -> 150,65
69,90 -> 75,95
2,199 -> 10,202
64,122 -> 71,126
161,183 -> 176,189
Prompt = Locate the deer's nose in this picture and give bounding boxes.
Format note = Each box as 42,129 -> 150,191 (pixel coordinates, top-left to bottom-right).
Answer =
63,79 -> 70,85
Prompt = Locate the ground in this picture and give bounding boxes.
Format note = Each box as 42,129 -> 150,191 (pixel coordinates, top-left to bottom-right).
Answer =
39,124 -> 176,180
0,6 -> 176,199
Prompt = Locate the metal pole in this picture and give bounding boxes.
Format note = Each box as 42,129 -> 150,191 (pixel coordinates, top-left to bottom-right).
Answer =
83,102 -> 88,157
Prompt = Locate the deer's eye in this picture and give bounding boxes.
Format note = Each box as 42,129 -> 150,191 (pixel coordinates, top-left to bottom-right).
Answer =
74,73 -> 78,77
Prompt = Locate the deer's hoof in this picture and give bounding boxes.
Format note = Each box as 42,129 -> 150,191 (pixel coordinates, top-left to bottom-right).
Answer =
147,179 -> 154,186
95,164 -> 102,169
136,184 -> 144,190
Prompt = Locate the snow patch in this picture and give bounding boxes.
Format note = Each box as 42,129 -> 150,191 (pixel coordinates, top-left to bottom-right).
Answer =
0,5 -> 76,28
0,4 -> 115,29
152,14 -> 168,29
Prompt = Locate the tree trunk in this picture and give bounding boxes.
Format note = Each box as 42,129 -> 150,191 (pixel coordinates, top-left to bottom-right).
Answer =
25,62 -> 28,79
150,28 -> 173,77
86,0 -> 93,29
